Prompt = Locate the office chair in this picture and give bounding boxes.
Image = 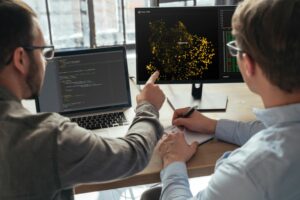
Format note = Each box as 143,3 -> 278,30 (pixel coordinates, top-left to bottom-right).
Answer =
140,186 -> 162,200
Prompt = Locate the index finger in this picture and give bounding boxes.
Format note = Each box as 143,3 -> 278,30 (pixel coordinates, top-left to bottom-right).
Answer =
146,71 -> 159,84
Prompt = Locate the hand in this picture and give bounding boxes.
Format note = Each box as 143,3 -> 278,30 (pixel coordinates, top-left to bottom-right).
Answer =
158,131 -> 198,168
172,107 -> 217,135
136,71 -> 165,111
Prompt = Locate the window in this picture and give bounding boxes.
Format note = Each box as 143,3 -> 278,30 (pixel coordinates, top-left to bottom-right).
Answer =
94,1 -> 123,46
124,0 -> 149,43
24,0 -> 217,49
24,1 -> 50,43
24,0 -> 149,49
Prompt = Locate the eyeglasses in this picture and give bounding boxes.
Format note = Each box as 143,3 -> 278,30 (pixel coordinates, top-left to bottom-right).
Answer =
226,40 -> 244,57
23,45 -> 55,60
4,45 -> 55,65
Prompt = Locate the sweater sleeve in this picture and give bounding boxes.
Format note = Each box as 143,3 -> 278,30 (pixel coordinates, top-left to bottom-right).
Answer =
56,101 -> 164,188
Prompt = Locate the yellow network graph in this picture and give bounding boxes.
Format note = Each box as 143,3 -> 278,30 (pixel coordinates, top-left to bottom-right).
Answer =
146,20 -> 215,80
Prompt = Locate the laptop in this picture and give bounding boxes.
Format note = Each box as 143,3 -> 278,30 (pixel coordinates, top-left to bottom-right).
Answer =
35,46 -> 135,138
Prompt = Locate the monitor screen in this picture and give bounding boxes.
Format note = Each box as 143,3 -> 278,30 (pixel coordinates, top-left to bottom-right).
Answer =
135,6 -> 242,84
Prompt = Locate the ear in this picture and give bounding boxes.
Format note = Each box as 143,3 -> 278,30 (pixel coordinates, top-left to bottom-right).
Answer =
241,53 -> 256,77
12,47 -> 30,76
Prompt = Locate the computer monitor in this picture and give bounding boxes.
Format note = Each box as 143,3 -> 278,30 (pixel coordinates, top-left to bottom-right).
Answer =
135,6 -> 241,111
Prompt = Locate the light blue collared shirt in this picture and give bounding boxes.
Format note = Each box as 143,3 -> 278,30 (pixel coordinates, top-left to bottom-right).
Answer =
160,103 -> 300,200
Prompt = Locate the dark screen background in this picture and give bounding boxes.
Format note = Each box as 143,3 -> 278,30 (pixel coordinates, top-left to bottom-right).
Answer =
135,6 -> 241,84
37,48 -> 131,114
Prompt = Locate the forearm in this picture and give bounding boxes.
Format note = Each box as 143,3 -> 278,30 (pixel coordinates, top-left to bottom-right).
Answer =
57,102 -> 164,188
160,158 -> 262,200
160,162 -> 193,200
129,101 -> 163,141
215,119 -> 265,146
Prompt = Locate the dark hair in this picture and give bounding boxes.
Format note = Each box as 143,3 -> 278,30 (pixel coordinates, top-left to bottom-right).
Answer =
0,0 -> 37,69
232,0 -> 300,92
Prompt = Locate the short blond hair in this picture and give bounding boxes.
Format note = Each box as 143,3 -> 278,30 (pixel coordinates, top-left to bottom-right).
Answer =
232,0 -> 300,92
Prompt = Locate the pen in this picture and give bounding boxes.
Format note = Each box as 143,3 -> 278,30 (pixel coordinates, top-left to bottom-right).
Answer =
181,106 -> 198,118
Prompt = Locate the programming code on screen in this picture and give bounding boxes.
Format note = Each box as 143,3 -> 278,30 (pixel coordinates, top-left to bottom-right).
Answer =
38,50 -> 129,113
135,6 -> 241,84
58,58 -> 105,110
56,52 -> 128,112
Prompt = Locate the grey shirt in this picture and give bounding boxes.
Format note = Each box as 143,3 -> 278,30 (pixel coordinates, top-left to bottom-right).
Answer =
0,87 -> 163,200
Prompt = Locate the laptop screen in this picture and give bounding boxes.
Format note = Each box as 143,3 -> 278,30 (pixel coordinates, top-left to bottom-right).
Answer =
35,46 -> 131,115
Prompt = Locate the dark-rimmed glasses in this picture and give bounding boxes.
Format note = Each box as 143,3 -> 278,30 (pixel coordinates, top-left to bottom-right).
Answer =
23,45 -> 55,60
226,40 -> 244,57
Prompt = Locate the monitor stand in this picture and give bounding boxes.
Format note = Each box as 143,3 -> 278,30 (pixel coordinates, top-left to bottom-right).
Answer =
166,83 -> 228,112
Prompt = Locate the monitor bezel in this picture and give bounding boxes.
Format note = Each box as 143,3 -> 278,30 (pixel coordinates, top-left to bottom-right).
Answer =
135,5 -> 243,85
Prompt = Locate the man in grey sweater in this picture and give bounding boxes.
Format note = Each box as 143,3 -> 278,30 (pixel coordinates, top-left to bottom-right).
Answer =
0,1 -> 165,199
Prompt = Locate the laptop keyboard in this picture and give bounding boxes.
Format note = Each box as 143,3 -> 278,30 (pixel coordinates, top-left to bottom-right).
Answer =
71,112 -> 129,130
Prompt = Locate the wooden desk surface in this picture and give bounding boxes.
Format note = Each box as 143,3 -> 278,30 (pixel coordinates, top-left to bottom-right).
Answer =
75,83 -> 263,194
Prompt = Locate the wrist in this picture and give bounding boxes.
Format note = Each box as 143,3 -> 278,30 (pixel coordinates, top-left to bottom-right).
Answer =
162,156 -> 184,168
136,101 -> 159,116
209,119 -> 217,134
163,160 -> 173,168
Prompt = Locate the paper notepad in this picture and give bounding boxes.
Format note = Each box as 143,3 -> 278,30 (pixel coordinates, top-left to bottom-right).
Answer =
164,125 -> 214,145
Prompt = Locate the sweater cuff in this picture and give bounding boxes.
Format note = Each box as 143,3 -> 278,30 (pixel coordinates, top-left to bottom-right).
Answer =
135,101 -> 159,118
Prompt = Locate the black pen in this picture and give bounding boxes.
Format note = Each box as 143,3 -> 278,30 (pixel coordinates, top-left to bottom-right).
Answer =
181,106 -> 198,118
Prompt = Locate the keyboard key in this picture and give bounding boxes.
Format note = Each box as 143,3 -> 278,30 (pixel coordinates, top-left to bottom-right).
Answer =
71,112 -> 128,130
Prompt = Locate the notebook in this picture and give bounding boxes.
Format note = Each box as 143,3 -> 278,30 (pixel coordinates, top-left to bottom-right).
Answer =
164,125 -> 214,145
35,46 -> 135,138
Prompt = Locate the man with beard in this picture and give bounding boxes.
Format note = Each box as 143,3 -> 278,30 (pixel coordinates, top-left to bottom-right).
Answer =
0,1 -> 165,199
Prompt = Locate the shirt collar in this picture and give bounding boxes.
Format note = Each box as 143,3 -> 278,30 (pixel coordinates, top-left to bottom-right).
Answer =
253,103 -> 300,127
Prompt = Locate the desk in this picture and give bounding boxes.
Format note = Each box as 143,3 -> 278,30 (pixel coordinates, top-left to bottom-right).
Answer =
74,83 -> 264,194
